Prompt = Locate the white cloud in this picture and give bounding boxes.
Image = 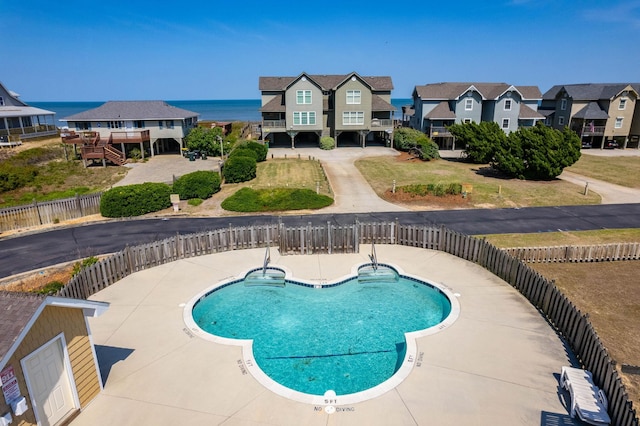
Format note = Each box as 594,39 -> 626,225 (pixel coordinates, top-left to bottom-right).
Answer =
583,1 -> 640,27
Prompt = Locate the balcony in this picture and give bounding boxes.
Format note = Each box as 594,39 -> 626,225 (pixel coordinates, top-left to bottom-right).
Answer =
578,125 -> 605,137
262,120 -> 286,130
0,125 -> 58,141
370,119 -> 393,128
110,130 -> 151,144
429,126 -> 453,137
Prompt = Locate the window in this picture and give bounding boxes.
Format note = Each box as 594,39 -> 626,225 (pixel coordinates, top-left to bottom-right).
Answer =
502,118 -> 510,129
558,116 -> 565,126
342,111 -> 364,125
134,120 -> 145,129
296,90 -> 312,104
75,122 -> 91,131
0,97 -> 4,106
293,111 -> 316,125
465,99 -> 473,110
463,118 -> 472,124
346,90 -> 361,104
504,99 -> 512,111
615,117 -> 623,128
560,99 -> 567,110
108,121 -> 123,129
166,120 -> 174,129
619,98 -> 627,110
159,120 -> 163,129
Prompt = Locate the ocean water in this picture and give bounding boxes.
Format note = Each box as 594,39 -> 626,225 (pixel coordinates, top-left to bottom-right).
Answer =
30,98 -> 413,124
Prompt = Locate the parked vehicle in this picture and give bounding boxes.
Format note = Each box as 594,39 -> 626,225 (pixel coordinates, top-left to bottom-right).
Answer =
604,140 -> 619,149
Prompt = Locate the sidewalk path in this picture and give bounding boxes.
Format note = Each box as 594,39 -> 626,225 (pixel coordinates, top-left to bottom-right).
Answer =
559,171 -> 640,204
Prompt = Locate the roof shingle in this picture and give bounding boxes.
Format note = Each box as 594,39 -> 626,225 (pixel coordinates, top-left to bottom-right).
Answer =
63,100 -> 199,121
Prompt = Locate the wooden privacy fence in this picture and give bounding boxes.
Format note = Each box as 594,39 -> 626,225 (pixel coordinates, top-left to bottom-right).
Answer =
0,193 -> 102,231
505,242 -> 640,263
58,222 -> 637,425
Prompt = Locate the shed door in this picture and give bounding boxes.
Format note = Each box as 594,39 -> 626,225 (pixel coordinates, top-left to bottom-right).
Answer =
24,337 -> 76,425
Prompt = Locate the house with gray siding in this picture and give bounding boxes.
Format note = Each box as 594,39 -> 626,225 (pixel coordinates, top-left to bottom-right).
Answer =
62,101 -> 199,160
259,72 -> 395,148
540,83 -> 640,149
411,82 -> 544,149
0,81 -> 57,145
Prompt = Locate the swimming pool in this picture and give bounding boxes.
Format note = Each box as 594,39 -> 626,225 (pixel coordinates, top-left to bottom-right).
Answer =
186,263 -> 459,404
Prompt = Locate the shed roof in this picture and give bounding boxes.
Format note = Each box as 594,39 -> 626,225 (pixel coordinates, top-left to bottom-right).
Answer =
62,101 -> 199,121
425,101 -> 456,119
0,292 -> 108,372
0,106 -> 55,118
573,102 -> 610,120
518,104 -> 545,120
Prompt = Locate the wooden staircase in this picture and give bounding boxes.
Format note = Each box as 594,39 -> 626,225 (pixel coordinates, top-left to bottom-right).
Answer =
79,132 -> 126,167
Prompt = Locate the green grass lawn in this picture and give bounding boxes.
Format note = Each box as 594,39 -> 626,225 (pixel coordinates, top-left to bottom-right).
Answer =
355,156 -> 602,208
566,153 -> 640,188
248,158 -> 332,196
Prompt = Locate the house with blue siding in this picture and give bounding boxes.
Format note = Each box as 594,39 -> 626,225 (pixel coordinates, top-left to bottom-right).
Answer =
410,82 -> 544,149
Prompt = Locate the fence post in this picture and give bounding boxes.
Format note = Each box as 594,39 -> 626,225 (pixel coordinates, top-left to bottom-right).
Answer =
75,193 -> 83,217
33,199 -> 43,225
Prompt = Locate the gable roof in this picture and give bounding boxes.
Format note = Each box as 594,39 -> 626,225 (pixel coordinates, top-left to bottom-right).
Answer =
62,101 -> 199,121
260,95 -> 286,113
259,74 -> 393,91
0,81 -> 27,107
0,292 -> 108,371
414,82 -> 541,101
542,83 -> 639,101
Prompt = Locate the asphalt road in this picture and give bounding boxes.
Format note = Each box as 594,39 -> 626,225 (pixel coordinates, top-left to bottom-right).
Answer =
2,203 -> 639,278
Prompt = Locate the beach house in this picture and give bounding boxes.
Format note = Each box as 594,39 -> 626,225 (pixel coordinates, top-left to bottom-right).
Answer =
540,83 -> 640,149
259,72 -> 395,148
410,82 -> 544,149
0,81 -> 57,146
0,292 -> 108,426
62,101 -> 199,165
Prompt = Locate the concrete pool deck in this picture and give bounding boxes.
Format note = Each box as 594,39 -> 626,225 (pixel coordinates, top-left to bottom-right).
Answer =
76,245 -> 577,426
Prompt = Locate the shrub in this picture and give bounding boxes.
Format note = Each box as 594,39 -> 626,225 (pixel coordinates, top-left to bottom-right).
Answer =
72,256 -> 99,277
188,198 -> 203,206
449,121 -> 506,164
398,182 -> 463,197
221,187 -> 333,212
0,163 -> 38,192
393,128 -> 439,160
229,148 -> 258,161
415,138 -> 440,161
173,170 -> 221,200
320,136 -> 336,150
35,281 -> 65,295
129,148 -> 142,161
244,141 -> 268,162
223,156 -> 257,183
100,182 -> 172,217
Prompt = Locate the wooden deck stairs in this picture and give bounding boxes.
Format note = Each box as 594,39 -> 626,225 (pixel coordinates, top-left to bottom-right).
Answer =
76,132 -> 127,167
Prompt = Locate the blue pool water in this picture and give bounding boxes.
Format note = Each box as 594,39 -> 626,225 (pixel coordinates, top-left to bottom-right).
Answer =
192,268 -> 451,396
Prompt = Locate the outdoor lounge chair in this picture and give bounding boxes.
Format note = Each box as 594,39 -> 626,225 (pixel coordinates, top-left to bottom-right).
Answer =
560,366 -> 611,425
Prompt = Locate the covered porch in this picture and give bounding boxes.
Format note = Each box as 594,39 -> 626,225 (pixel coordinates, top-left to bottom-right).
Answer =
0,106 -> 57,143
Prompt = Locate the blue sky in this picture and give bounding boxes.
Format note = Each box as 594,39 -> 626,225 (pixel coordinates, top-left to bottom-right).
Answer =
2,0 -> 639,101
